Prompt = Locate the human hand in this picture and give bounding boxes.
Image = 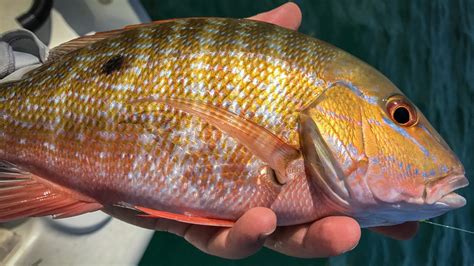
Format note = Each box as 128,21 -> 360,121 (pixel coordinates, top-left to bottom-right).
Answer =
106,2 -> 419,259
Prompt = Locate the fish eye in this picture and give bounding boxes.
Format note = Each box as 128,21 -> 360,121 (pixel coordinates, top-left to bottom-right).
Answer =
386,95 -> 418,127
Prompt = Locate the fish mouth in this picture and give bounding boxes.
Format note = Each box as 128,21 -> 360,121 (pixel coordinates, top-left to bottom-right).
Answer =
425,174 -> 469,207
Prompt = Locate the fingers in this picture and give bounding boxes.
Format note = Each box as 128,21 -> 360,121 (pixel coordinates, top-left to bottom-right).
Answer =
265,216 -> 361,258
183,207 -> 277,259
370,221 -> 419,240
248,2 -> 302,31
106,205 -> 278,259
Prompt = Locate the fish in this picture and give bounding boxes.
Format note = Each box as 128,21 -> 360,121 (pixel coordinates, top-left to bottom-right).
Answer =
0,18 -> 468,228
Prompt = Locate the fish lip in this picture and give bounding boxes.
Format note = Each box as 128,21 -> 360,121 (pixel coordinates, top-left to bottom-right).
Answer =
425,174 -> 469,205
435,192 -> 466,209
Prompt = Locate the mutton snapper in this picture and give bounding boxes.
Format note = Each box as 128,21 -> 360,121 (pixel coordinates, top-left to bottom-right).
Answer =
0,18 -> 468,227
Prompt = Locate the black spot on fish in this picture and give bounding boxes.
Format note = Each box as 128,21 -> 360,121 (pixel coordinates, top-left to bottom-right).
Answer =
102,55 -> 125,75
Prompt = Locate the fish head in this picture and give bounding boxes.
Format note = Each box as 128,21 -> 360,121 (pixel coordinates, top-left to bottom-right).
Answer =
300,50 -> 469,227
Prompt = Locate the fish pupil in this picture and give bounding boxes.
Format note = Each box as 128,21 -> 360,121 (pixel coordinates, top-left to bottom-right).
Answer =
102,55 -> 125,75
394,107 -> 410,124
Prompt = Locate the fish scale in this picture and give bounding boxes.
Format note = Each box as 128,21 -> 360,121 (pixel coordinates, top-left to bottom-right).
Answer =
0,18 -> 331,223
0,18 -> 467,227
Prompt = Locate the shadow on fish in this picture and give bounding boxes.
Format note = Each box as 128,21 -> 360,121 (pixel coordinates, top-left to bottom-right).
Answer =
0,18 -> 469,229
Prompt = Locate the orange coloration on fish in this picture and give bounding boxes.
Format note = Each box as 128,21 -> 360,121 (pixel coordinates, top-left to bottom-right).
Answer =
0,18 -> 468,227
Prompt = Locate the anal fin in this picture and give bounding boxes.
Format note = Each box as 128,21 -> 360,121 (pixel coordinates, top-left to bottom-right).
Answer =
135,206 -> 234,227
0,161 -> 102,222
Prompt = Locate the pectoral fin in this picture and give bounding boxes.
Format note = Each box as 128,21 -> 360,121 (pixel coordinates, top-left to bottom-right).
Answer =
129,97 -> 300,184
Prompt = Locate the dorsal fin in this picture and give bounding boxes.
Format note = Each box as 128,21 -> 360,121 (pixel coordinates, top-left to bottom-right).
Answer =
123,18 -> 182,30
47,19 -> 181,63
46,29 -> 125,63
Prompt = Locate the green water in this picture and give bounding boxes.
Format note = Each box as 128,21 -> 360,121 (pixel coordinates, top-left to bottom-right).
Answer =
139,1 -> 474,265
